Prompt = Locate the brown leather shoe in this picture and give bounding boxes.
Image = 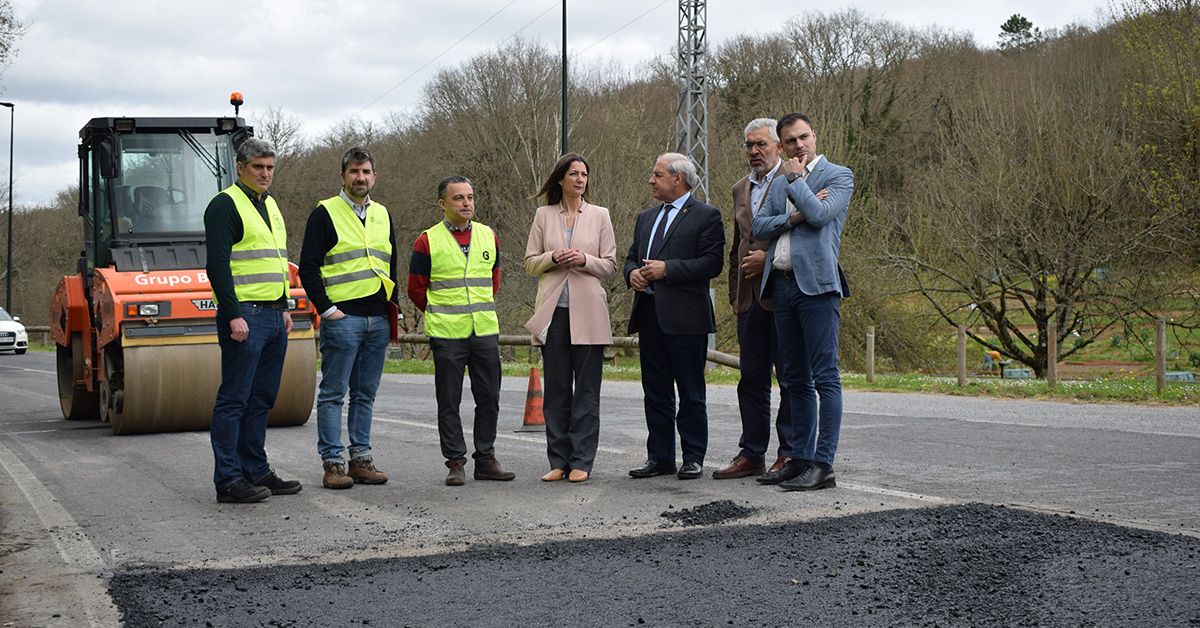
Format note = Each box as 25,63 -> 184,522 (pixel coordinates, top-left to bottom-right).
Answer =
712,454 -> 766,479
567,469 -> 589,483
349,457 -> 388,485
756,456 -> 792,484
474,455 -> 516,481
322,461 -> 354,490
541,469 -> 566,482
446,460 -> 466,486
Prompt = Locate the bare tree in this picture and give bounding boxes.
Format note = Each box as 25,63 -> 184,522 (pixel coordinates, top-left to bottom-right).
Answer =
873,29 -> 1191,376
0,0 -> 26,81
251,106 -> 304,166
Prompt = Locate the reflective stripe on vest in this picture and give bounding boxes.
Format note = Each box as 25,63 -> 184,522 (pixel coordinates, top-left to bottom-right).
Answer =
424,221 -> 499,339
317,195 -> 396,303
214,184 -> 289,304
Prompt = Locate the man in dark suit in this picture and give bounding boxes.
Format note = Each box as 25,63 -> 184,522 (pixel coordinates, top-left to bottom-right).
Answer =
624,153 -> 725,480
714,118 -> 793,481
752,112 -> 854,492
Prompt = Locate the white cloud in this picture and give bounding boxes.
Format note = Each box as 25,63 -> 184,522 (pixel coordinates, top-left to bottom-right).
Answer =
2,0 -> 1112,206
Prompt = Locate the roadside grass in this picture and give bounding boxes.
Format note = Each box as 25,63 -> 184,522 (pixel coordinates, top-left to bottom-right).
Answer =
25,342 -> 1195,405
381,358 -> 1199,405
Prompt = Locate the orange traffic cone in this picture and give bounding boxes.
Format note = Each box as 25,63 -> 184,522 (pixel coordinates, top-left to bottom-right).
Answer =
516,367 -> 545,432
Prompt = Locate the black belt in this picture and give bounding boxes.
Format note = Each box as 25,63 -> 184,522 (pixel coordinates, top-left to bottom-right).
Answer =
242,300 -> 285,309
775,269 -> 795,280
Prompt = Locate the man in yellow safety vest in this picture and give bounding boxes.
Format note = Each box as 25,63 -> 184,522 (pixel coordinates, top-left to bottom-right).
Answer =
204,137 -> 302,504
407,176 -> 516,486
299,146 -> 398,490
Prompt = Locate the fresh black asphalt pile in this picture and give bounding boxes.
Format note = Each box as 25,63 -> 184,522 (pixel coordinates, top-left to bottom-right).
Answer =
660,499 -> 757,526
111,503 -> 1199,626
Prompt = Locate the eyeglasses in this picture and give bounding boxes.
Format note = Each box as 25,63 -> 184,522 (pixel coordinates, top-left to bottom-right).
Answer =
742,141 -> 772,151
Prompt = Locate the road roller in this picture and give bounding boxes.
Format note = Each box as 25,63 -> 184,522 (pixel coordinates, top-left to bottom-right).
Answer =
51,109 -> 317,434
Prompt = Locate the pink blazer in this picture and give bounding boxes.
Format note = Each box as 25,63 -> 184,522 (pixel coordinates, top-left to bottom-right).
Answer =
523,202 -> 618,345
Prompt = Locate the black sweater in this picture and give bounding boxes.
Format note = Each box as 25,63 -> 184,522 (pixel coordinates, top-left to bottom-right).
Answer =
297,199 -> 399,318
203,180 -> 286,319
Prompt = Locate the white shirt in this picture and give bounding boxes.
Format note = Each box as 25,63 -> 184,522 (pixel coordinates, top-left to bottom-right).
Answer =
772,155 -> 824,271
645,191 -> 690,258
748,159 -> 781,217
339,189 -> 371,220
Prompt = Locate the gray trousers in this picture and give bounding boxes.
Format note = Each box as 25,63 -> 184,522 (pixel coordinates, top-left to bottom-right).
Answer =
430,334 -> 501,465
541,307 -> 604,473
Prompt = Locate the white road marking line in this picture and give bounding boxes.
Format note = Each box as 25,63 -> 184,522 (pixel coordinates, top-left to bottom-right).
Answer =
372,416 -> 630,455
847,410 -> 1200,439
0,439 -> 120,626
839,481 -> 953,503
0,385 -> 57,404
841,423 -> 905,430
0,364 -> 56,375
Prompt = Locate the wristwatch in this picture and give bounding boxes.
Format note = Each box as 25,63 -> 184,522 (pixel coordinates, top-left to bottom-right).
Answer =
786,172 -> 801,183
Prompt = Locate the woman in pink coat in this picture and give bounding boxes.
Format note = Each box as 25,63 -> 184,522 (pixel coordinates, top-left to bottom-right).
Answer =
524,153 -> 618,483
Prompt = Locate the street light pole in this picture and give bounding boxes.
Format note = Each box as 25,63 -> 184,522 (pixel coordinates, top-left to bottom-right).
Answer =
0,102 -> 12,311
560,1 -> 568,155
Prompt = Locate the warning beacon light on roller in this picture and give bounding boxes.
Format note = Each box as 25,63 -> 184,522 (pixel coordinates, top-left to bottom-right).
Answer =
50,93 -> 317,434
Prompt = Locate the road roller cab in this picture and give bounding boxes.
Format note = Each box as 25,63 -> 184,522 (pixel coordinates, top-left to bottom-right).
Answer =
51,112 -> 317,434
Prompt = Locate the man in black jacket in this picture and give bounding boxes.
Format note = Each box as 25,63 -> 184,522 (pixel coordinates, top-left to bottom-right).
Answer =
624,153 -> 725,480
298,147 -> 398,490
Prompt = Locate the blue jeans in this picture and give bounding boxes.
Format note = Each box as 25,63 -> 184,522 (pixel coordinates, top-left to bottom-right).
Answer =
317,314 -> 389,463
211,304 -> 287,490
772,277 -> 843,466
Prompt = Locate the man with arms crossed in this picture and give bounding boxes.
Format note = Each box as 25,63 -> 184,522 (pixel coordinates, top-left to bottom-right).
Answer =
752,112 -> 853,491
299,146 -> 397,489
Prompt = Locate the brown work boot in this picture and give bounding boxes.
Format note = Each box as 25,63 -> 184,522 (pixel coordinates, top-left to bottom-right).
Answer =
446,460 -> 466,486
322,461 -> 354,490
712,454 -> 766,480
473,455 -> 516,481
348,457 -> 388,485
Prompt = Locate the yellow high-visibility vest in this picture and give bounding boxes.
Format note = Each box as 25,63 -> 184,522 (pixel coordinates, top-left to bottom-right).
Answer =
317,195 -> 395,303
216,184 -> 288,304
424,221 -> 498,339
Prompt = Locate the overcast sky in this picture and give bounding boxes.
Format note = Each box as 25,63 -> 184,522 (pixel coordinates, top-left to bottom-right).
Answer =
2,0 -> 1110,207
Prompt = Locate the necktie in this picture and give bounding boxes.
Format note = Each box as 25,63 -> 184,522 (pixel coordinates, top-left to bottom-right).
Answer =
647,204 -> 672,259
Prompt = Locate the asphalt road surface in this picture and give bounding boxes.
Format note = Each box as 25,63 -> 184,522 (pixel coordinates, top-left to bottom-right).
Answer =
2,350 -> 1198,626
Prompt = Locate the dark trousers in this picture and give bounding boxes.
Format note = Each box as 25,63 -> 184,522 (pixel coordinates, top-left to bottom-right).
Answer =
211,304 -> 286,490
735,300 -> 792,463
771,277 -> 843,466
430,333 -> 501,465
636,296 -> 709,465
541,307 -> 604,473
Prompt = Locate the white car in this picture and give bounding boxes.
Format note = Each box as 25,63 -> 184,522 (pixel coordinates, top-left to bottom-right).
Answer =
0,306 -> 28,354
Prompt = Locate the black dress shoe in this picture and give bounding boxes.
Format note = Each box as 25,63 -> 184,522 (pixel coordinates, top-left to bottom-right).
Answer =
780,465 -> 836,491
757,459 -> 810,485
629,459 -> 677,478
677,461 -> 703,480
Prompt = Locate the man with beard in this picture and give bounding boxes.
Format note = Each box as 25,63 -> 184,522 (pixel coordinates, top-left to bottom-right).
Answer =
300,146 -> 398,489
713,118 -> 794,481
752,112 -> 854,491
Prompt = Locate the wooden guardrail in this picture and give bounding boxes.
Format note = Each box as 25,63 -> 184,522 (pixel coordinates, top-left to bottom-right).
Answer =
393,333 -> 741,369
25,325 -> 741,369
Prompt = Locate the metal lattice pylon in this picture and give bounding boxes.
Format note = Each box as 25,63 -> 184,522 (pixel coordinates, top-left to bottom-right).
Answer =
674,0 -> 709,201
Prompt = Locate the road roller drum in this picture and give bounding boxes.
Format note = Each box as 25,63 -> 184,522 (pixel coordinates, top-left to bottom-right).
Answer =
106,332 -> 316,435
